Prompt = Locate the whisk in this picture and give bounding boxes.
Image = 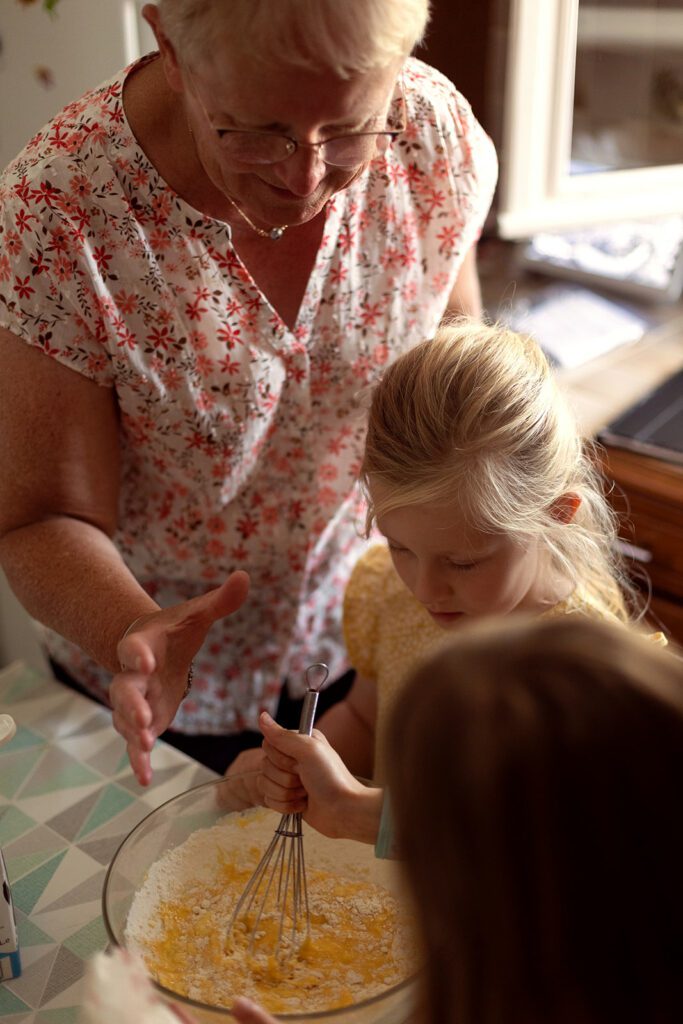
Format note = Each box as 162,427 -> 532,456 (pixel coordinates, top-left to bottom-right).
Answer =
226,662 -> 329,961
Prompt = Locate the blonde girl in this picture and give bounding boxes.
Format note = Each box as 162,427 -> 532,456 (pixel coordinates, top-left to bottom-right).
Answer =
312,318 -> 653,780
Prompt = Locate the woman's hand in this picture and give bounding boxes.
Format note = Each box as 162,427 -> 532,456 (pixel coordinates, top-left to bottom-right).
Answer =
222,746 -> 266,807
259,712 -> 383,843
110,571 -> 249,786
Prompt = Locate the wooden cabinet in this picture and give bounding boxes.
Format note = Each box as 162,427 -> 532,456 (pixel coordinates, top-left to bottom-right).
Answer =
599,445 -> 683,645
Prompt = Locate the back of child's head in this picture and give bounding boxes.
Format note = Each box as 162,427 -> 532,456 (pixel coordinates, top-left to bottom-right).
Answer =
387,615 -> 683,1024
362,318 -> 631,619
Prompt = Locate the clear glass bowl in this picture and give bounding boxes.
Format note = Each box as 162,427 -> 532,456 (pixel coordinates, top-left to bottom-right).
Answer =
102,777 -> 417,1023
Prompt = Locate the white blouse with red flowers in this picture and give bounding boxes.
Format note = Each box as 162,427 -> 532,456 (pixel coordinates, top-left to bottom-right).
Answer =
0,55 -> 497,734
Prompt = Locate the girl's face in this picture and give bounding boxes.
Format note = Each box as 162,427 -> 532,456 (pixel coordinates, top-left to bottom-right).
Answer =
376,500 -> 553,628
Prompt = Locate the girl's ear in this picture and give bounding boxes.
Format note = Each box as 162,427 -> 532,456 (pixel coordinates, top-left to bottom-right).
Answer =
142,3 -> 184,94
550,492 -> 581,525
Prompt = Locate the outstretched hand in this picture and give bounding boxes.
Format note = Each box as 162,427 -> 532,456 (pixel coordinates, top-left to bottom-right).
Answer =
259,712 -> 382,842
110,571 -> 249,786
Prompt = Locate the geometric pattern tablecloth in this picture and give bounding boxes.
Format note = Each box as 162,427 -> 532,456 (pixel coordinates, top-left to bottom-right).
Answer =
0,660 -> 217,1023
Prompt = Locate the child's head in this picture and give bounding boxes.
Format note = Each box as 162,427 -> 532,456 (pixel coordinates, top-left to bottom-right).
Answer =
361,319 -> 631,622
387,615 -> 683,1024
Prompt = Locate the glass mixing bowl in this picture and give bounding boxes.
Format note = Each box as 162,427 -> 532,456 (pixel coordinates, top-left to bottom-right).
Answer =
102,776 -> 418,1023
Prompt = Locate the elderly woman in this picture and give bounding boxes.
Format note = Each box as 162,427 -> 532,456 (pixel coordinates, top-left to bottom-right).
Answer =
0,0 -> 497,785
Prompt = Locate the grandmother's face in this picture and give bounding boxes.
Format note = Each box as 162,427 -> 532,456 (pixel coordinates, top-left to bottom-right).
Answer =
180,53 -> 401,228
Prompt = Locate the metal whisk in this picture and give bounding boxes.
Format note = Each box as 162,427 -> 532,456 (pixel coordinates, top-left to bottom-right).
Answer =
226,662 -> 329,961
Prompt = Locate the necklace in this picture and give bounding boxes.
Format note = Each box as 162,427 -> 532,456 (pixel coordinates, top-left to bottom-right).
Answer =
225,194 -> 289,241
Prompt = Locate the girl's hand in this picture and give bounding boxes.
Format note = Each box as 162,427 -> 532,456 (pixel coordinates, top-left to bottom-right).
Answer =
259,712 -> 382,842
110,571 -> 250,786
231,997 -> 278,1024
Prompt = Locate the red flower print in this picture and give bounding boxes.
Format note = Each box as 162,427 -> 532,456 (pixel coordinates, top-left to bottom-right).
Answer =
329,266 -> 348,286
436,224 -> 459,255
372,343 -> 389,365
218,354 -> 241,375
217,323 -> 242,349
15,208 -> 38,234
5,231 -> 21,256
359,302 -> 383,328
69,174 -> 92,200
189,330 -> 208,351
236,514 -> 259,539
14,275 -> 35,299
338,225 -> 356,253
206,516 -> 226,535
319,463 -> 339,482
316,486 -> 338,507
30,180 -> 62,207
147,326 -> 172,351
29,251 -> 50,276
12,176 -> 32,203
0,254 -> 10,282
114,290 -> 138,315
185,297 -> 207,321
205,538 -> 226,557
92,245 -> 113,275
149,227 -> 171,250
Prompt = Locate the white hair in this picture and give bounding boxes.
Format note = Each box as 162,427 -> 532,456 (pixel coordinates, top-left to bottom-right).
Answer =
157,0 -> 430,76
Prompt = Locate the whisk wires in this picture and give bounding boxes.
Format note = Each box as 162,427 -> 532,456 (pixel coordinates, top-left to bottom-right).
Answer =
226,663 -> 329,962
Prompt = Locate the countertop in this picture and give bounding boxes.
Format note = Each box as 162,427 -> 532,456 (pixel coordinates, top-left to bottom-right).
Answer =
0,661 -> 217,1023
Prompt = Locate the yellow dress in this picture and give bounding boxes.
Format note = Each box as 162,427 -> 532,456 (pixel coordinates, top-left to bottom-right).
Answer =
343,543 -> 665,780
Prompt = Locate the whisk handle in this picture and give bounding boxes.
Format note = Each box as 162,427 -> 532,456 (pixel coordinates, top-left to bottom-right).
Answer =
298,688 -> 319,736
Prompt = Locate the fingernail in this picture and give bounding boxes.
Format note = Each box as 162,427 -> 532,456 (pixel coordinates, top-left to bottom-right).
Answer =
260,711 -> 274,725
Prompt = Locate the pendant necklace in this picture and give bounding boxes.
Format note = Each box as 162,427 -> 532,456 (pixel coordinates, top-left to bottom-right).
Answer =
224,194 -> 289,241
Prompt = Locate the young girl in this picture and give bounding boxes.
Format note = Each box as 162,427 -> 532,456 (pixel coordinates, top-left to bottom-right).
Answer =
245,615 -> 683,1024
312,318 -> 655,781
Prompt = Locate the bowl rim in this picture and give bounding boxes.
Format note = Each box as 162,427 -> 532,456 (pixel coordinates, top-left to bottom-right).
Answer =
102,776 -> 418,1020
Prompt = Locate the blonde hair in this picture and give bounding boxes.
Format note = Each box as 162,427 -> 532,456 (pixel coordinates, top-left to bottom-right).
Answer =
362,318 -> 634,620
157,0 -> 430,76
387,615 -> 683,1024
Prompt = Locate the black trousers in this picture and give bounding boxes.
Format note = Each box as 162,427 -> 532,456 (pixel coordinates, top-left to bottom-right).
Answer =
49,658 -> 354,775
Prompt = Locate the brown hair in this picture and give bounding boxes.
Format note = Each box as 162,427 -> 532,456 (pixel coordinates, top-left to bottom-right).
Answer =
362,319 -> 635,621
387,615 -> 683,1024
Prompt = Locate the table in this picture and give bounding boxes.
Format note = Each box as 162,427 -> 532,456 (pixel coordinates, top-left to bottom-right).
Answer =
0,660 -> 217,1023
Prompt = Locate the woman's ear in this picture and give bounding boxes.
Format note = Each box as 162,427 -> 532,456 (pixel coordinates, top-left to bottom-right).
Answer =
550,493 -> 581,525
142,3 -> 184,93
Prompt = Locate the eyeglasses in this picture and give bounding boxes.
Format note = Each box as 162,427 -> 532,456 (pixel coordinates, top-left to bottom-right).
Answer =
189,73 -> 406,169
212,126 -> 404,168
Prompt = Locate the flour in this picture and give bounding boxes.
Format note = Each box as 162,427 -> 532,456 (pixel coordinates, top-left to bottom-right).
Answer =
125,808 -> 417,1015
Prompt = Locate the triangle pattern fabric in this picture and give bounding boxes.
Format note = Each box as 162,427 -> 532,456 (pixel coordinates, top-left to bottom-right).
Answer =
41,944 -> 86,1006
20,747 -> 101,798
11,849 -> 68,915
45,789 -> 103,843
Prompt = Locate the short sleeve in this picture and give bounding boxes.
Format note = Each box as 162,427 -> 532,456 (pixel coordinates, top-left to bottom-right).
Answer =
447,88 -> 499,252
0,168 -> 115,386
402,58 -> 499,261
342,544 -> 392,681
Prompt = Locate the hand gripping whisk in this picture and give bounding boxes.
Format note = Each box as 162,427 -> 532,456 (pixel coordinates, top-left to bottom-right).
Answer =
226,663 -> 329,961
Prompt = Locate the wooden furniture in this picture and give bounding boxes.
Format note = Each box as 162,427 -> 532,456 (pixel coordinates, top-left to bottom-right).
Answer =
599,446 -> 683,644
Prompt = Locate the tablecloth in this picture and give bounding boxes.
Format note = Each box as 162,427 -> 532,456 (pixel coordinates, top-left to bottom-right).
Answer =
0,660 -> 217,1023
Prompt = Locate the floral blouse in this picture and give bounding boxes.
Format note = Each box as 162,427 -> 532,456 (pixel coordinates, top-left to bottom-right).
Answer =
0,54 -> 498,734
